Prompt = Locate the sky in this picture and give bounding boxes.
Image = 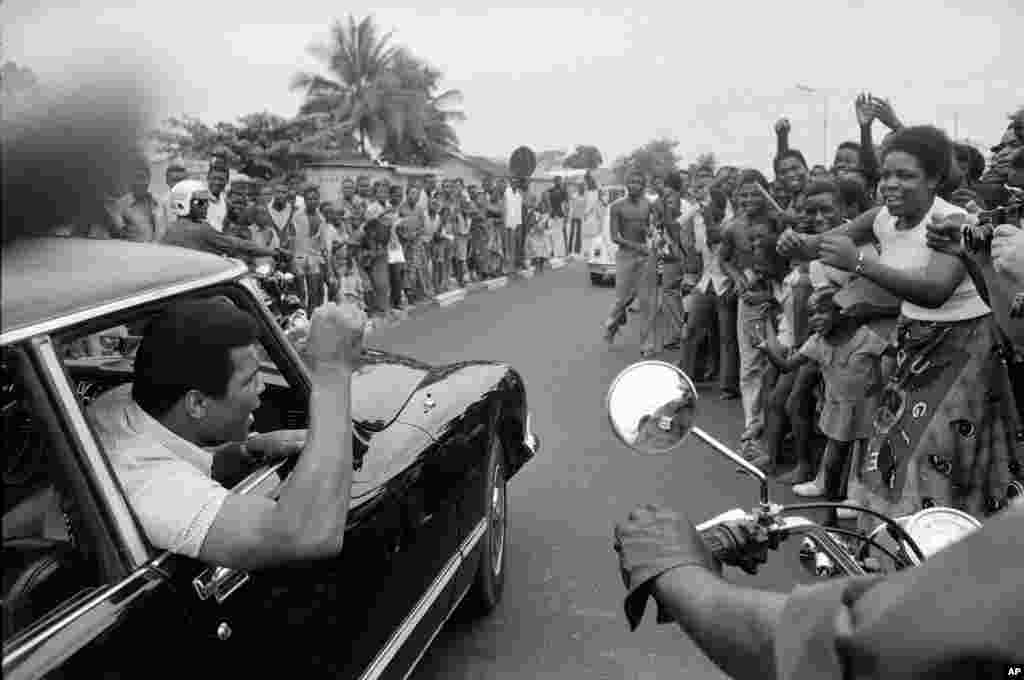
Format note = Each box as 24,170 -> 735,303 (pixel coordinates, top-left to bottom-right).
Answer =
4,1 -> 1023,174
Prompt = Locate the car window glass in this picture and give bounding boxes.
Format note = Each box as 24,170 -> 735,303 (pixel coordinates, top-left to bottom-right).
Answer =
2,349 -> 106,642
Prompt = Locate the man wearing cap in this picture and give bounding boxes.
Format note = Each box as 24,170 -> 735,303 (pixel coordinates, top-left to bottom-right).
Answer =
162,180 -> 279,261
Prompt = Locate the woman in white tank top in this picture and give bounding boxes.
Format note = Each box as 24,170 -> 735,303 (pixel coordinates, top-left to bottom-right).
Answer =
783,125 -> 1023,531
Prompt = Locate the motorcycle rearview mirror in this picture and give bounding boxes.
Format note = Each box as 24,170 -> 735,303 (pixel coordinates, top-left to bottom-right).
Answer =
606,361 -> 770,507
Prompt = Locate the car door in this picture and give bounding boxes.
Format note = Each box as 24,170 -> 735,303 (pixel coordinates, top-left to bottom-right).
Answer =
2,339 -> 201,680
394,363 -> 507,601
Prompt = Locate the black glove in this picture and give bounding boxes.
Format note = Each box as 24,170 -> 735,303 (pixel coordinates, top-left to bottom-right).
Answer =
613,505 -> 720,631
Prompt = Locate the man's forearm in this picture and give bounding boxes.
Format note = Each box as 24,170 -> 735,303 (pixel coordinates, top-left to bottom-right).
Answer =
776,130 -> 789,157
272,370 -> 354,557
859,124 -> 880,185
979,261 -> 1024,349
654,566 -> 785,680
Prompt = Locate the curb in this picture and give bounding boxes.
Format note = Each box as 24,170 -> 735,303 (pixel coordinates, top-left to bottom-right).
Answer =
367,261 -> 578,333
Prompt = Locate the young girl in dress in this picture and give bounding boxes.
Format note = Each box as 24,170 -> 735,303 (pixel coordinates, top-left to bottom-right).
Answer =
332,243 -> 367,313
758,286 -> 889,521
528,203 -> 552,272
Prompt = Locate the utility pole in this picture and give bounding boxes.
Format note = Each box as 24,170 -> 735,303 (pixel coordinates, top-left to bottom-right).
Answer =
796,84 -> 829,166
823,96 -> 829,167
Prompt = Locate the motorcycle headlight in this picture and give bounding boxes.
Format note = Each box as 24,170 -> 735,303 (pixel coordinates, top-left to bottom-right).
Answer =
901,507 -> 981,558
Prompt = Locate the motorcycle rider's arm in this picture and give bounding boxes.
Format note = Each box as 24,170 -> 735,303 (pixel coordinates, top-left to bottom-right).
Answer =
200,222 -> 278,259
653,566 -> 786,680
775,500 -> 1024,679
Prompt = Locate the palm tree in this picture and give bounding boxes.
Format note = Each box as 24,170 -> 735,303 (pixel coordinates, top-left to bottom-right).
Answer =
293,15 -> 413,157
381,47 -> 465,164
293,16 -> 465,165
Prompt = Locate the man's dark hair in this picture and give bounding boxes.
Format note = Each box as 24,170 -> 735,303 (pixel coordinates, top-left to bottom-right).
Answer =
665,170 -> 684,193
166,162 -> 187,174
132,298 -> 260,418
954,143 -> 986,184
737,169 -> 770,190
837,141 -> 861,154
774,149 -> 808,174
881,125 -> 953,183
803,179 -> 841,201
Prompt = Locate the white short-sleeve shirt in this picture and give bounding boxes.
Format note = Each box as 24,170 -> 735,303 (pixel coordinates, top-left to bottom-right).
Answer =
872,196 -> 990,322
87,384 -> 229,558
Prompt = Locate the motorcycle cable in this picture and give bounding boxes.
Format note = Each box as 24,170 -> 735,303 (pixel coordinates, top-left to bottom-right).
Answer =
815,526 -> 907,568
778,502 -> 927,563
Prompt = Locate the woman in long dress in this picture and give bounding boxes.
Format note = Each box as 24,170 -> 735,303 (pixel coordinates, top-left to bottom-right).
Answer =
782,125 -> 1024,531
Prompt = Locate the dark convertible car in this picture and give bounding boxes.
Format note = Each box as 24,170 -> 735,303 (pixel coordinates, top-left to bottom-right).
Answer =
1,238 -> 538,679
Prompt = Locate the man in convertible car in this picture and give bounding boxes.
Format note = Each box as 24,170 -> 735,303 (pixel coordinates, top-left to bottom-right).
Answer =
87,297 -> 365,570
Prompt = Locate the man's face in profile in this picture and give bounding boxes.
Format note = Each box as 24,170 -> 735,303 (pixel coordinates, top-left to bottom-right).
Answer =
196,344 -> 265,445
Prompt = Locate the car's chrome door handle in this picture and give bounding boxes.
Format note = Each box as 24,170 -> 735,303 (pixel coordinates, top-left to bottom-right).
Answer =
193,566 -> 250,604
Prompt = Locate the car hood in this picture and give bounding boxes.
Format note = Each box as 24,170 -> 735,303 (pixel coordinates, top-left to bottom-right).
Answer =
351,349 -> 434,431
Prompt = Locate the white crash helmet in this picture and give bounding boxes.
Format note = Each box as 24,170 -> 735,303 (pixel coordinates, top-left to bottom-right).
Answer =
169,179 -> 212,217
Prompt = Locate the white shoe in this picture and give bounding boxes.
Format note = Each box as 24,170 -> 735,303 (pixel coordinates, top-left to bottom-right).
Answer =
792,480 -> 826,497
836,499 -> 860,520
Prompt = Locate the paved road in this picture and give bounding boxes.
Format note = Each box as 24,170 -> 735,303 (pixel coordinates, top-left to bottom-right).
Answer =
369,261 -> 819,680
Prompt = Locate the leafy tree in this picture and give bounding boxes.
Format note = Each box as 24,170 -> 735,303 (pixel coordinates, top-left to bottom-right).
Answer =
612,138 -> 681,184
151,111 -> 355,176
1,60 -> 42,118
377,47 -> 464,165
694,152 -> 716,172
563,144 -> 604,170
291,15 -> 402,156
292,15 -> 464,165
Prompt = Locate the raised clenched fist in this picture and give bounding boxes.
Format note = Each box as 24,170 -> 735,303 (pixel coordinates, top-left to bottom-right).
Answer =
307,301 -> 367,373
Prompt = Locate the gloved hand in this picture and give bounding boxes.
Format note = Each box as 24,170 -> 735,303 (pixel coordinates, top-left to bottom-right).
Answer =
613,505 -> 720,631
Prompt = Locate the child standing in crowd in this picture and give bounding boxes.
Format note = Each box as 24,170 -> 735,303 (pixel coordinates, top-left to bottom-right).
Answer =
431,198 -> 453,293
453,197 -> 472,287
361,217 -> 392,317
528,202 -> 551,272
331,242 -> 367,312
758,286 -> 889,521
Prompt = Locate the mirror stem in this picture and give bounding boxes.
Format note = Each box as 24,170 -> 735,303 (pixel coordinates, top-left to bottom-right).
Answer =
690,427 -> 770,508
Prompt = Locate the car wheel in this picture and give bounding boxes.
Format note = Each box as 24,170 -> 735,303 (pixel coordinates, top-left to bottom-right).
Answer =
463,434 -> 507,617
590,273 -> 602,285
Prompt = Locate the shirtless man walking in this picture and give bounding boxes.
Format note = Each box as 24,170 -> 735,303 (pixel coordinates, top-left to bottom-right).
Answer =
604,170 -> 656,343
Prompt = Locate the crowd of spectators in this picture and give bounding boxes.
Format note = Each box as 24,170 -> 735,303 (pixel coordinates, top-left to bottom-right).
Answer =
641,96 -> 1024,530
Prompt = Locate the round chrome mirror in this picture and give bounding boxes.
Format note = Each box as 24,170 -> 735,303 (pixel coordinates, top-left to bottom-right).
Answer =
606,360 -> 698,455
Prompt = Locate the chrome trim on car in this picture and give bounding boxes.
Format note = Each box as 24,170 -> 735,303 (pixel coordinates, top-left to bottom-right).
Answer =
400,582 -> 474,680
523,411 -> 538,454
0,265 -> 247,347
36,338 -> 151,566
190,461 -> 290,603
2,567 -> 164,679
360,518 -> 488,680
